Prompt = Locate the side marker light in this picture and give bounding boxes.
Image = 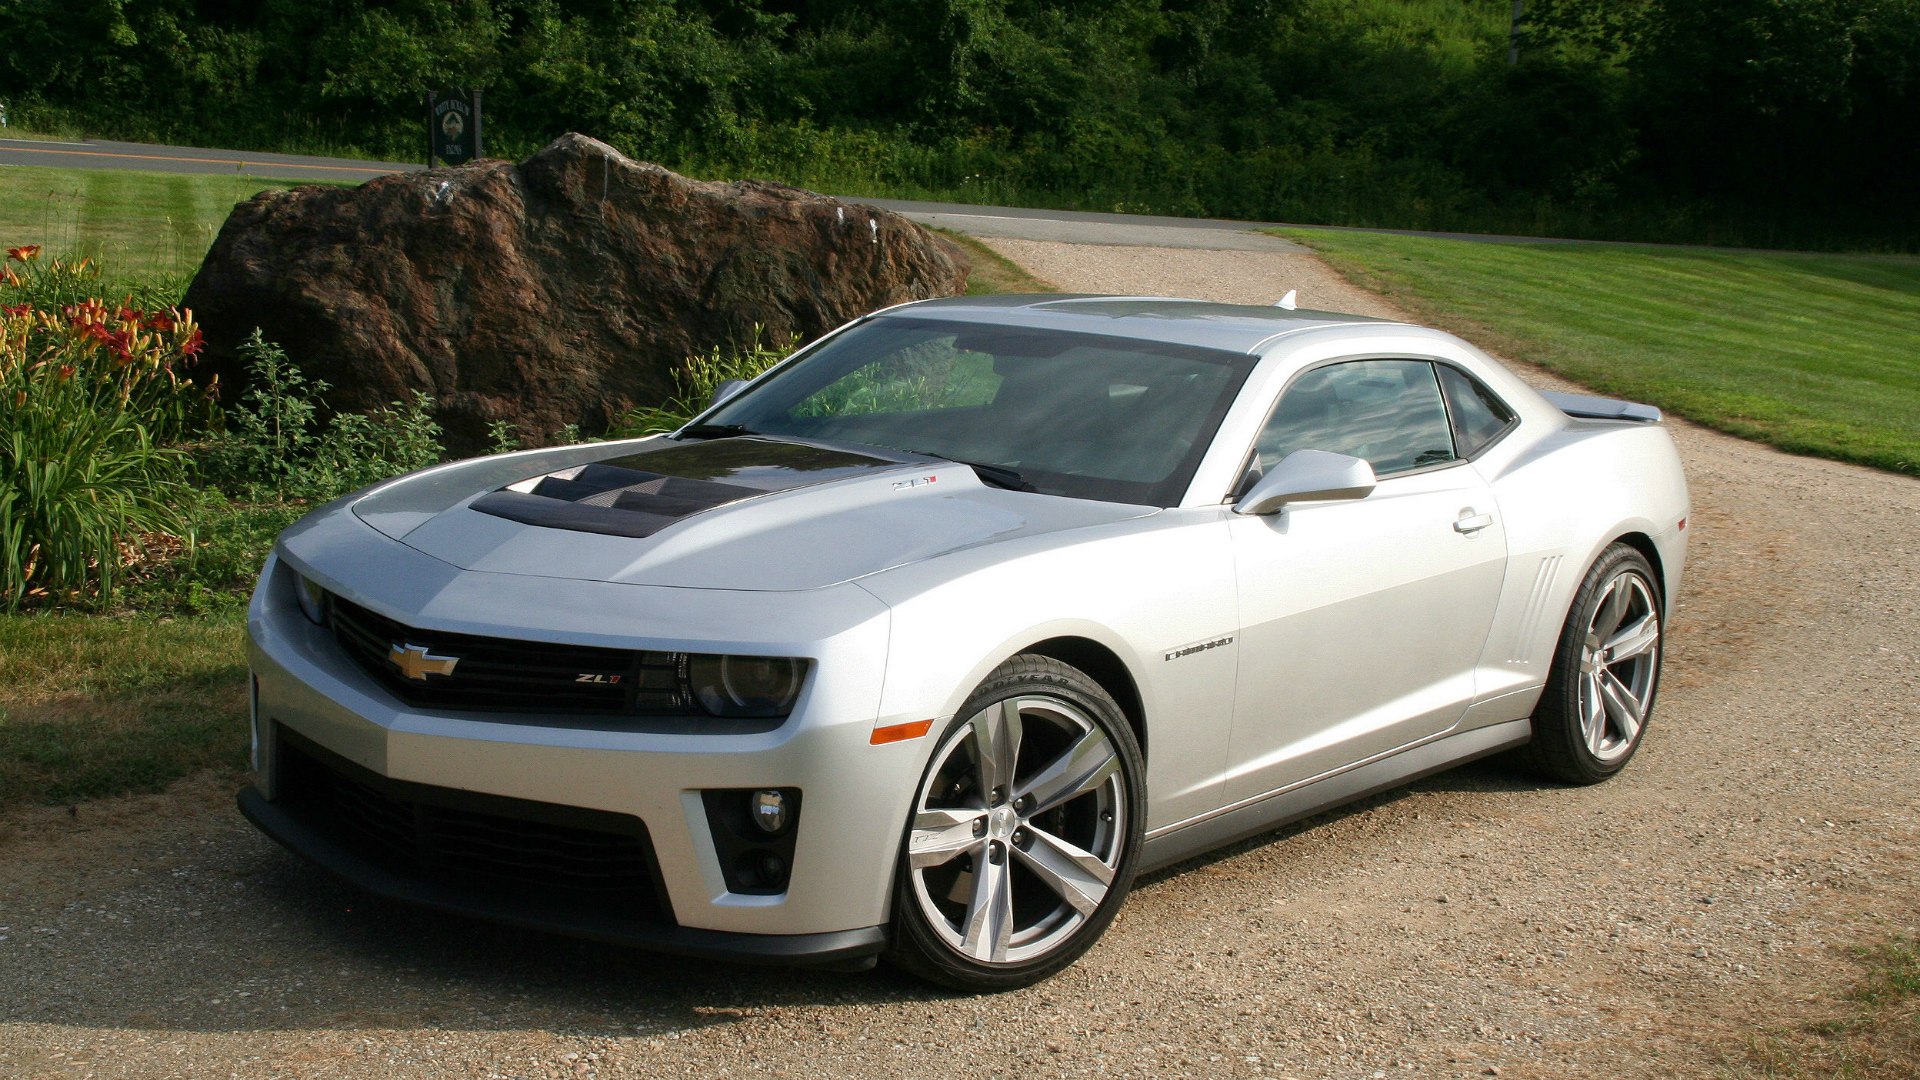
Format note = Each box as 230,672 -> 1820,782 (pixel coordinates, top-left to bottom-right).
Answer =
870,718 -> 934,745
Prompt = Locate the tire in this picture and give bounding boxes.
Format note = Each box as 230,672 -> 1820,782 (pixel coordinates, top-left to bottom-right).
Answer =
886,656 -> 1146,991
1521,542 -> 1664,785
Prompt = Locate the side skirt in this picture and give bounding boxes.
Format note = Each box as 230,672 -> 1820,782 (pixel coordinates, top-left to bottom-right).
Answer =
1137,719 -> 1531,874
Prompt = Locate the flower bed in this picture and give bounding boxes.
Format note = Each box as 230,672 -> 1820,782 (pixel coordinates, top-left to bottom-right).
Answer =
1,245 -> 212,608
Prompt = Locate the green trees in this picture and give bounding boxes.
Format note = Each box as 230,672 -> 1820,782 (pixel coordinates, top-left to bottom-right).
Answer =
1524,0 -> 1920,244
3,0 -> 1914,246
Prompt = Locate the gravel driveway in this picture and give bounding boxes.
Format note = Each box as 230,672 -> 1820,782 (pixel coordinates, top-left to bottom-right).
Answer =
3,239 -> 1916,1079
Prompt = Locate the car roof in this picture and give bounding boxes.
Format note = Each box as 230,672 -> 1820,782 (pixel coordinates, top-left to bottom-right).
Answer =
877,294 -> 1399,354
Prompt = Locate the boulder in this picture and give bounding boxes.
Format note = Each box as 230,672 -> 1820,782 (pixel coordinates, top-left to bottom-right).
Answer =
183,134 -> 970,453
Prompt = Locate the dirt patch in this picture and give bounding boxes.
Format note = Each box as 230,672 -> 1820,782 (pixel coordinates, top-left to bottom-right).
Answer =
981,237 -> 1410,317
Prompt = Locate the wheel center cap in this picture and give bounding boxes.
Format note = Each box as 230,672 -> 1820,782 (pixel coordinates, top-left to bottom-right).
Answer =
990,805 -> 1018,839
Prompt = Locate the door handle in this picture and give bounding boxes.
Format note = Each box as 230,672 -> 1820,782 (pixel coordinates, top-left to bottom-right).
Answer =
1453,510 -> 1494,535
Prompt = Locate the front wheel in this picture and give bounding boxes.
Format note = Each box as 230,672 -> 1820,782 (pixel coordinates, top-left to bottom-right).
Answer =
887,656 -> 1145,991
1521,543 -> 1664,784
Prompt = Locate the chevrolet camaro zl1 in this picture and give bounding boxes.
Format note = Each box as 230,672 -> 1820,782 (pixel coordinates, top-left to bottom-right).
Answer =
240,294 -> 1688,989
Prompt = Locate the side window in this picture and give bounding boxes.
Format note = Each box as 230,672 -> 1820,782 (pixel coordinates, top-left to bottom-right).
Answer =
1254,359 -> 1457,477
1436,364 -> 1516,458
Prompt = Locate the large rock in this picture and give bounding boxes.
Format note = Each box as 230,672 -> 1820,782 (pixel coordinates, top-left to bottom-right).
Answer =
183,134 -> 970,453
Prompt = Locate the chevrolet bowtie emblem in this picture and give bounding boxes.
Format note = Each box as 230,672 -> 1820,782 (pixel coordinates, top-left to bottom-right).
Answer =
388,642 -> 460,681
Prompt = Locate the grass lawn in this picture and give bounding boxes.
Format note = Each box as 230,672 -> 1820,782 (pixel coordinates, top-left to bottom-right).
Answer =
944,229 -> 1054,294
1284,231 -> 1920,477
0,165 -> 317,285
0,611 -> 250,808
1748,936 -> 1920,1076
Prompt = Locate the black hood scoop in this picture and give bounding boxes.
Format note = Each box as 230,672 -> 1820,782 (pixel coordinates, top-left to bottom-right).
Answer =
471,437 -> 909,538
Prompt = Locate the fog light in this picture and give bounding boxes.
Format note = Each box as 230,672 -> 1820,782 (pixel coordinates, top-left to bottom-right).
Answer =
702,788 -> 802,895
756,851 -> 787,888
751,789 -> 788,834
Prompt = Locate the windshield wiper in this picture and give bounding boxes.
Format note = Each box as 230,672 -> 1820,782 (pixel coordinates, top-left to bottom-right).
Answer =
910,451 -> 1038,492
676,423 -> 760,440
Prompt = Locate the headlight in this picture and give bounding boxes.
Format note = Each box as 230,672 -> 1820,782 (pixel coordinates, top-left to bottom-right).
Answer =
687,655 -> 805,718
293,572 -> 330,626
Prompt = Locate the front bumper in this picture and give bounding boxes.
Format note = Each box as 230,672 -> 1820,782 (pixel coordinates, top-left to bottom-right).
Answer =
245,525 -> 932,959
238,782 -> 885,968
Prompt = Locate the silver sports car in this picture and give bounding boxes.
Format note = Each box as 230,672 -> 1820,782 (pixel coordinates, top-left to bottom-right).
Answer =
241,294 -> 1689,989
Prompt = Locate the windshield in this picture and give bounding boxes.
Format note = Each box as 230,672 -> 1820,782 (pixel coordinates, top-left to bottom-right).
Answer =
696,316 -> 1253,507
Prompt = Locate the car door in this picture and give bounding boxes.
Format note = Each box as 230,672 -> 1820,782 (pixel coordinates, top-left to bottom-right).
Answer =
1224,359 -> 1509,801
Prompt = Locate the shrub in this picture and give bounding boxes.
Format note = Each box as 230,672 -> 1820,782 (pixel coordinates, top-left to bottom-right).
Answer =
200,330 -> 322,495
0,245 -> 211,609
486,419 -> 520,454
203,330 -> 444,501
318,388 -> 442,493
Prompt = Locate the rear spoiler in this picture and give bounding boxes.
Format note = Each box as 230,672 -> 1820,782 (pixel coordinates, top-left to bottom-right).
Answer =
1540,390 -> 1662,423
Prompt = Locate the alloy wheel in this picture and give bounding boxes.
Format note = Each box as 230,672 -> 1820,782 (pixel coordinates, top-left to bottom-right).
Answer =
905,693 -> 1128,965
1578,569 -> 1661,764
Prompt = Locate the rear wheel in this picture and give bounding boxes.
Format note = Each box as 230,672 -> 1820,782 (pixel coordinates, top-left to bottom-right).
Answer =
1522,543 -> 1663,784
887,656 -> 1145,991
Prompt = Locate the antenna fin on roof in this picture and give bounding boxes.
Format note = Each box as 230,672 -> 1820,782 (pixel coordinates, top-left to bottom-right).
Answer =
1274,290 -> 1298,310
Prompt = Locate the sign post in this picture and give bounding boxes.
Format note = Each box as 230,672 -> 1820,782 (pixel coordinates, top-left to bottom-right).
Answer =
426,89 -> 483,167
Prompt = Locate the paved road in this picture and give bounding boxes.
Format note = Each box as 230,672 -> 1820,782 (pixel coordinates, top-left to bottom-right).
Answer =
0,135 -> 1309,251
0,136 -> 421,183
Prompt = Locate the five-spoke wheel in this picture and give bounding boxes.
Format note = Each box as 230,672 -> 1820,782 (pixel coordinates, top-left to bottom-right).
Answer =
1523,543 -> 1664,783
888,656 -> 1144,990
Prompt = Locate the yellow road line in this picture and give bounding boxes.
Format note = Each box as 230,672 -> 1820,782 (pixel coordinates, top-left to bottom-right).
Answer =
0,144 -> 403,175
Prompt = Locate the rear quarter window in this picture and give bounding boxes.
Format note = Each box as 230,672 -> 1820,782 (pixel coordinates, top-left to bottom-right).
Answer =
1436,364 -> 1517,458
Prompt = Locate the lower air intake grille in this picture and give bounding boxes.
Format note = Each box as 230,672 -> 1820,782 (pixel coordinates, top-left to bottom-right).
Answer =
275,728 -> 671,917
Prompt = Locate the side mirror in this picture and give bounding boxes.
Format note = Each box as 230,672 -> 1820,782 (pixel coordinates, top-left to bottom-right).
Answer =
710,378 -> 749,407
1233,449 -> 1376,515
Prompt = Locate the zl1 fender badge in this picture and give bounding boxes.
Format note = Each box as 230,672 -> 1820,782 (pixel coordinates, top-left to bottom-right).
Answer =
1165,636 -> 1234,662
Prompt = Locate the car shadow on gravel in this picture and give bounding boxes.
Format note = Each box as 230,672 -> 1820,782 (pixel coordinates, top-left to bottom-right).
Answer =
218,854 -> 975,1027
1137,756 -> 1551,886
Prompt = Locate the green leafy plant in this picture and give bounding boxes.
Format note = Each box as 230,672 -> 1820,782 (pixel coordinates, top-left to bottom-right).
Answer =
201,330 -> 322,495
316,389 -> 442,493
0,245 -> 211,610
204,330 -> 443,501
610,326 -> 796,437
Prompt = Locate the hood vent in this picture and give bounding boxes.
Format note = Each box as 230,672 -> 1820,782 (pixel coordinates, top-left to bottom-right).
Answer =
472,462 -> 762,538
467,438 -> 911,539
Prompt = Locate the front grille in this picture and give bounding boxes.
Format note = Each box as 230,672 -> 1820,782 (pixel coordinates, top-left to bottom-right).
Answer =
276,728 -> 671,918
329,598 -> 691,716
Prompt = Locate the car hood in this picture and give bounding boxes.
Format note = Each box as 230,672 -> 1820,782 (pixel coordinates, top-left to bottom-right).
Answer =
348,436 -> 1155,591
